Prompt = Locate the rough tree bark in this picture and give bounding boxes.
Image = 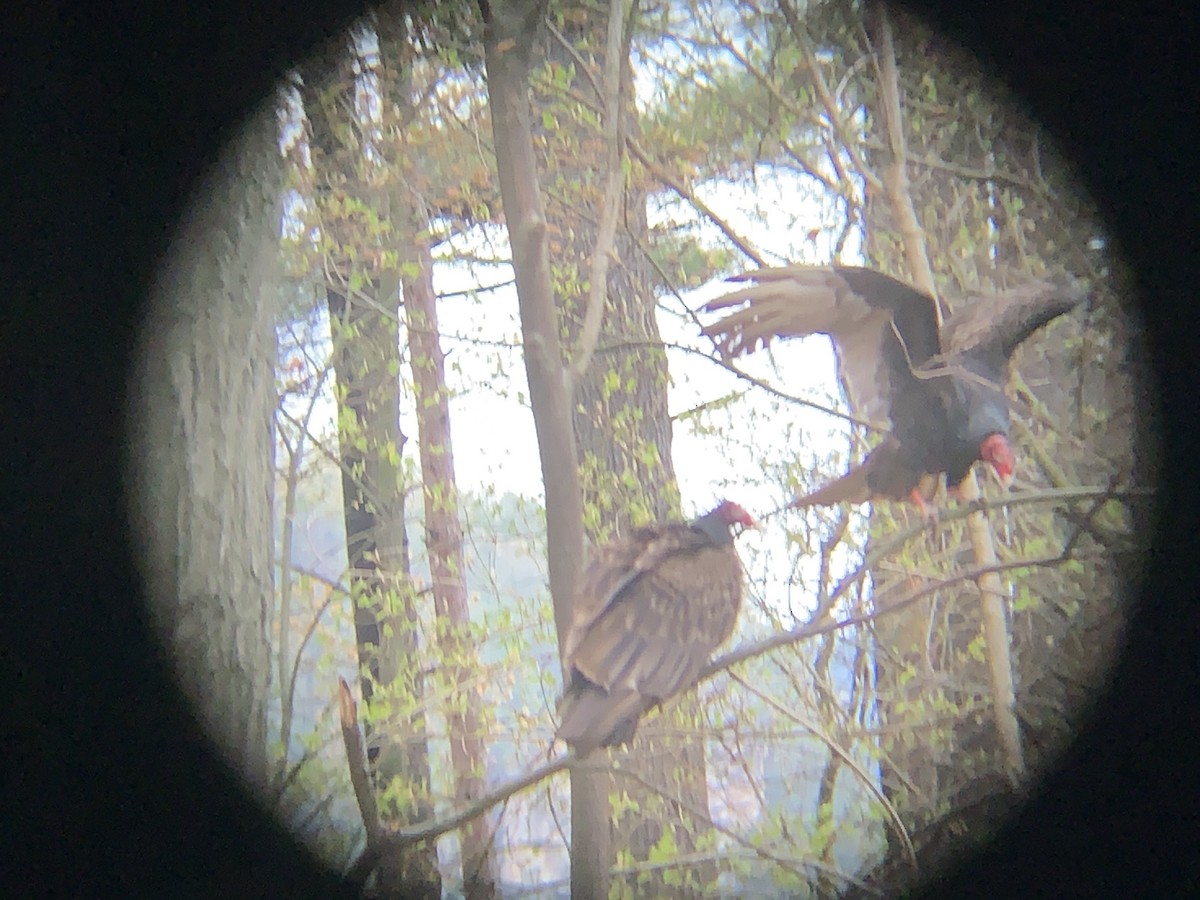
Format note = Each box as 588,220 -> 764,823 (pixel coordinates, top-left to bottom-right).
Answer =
301,40 -> 441,897
129,100 -> 281,800
537,2 -> 715,894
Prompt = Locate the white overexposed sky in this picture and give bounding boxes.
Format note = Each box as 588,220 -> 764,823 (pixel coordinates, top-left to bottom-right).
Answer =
279,160 -> 869,626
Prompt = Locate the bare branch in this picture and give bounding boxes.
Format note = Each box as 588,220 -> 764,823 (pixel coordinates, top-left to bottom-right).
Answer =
627,137 -> 767,267
338,677 -> 382,844
348,753 -> 575,882
702,551 -> 1084,682
599,336 -> 882,431
566,0 -> 630,390
342,489 -> 1132,883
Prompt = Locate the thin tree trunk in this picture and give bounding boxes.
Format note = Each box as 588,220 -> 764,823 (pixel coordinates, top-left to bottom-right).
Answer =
867,3 -> 1026,786
856,3 -> 1033,882
481,3 -> 598,897
539,4 -> 713,892
404,238 -> 497,898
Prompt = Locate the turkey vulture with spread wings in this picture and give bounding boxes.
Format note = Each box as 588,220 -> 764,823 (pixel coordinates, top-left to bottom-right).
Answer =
556,500 -> 754,757
701,265 -> 1087,513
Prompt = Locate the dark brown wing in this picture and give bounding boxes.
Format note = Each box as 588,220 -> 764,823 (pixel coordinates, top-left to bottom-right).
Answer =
919,274 -> 1088,467
936,274 -> 1089,380
561,523 -> 705,668
701,265 -> 942,428
557,524 -> 744,756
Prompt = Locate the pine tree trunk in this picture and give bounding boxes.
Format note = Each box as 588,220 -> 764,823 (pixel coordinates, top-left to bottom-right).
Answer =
130,100 -> 281,799
538,6 -> 714,894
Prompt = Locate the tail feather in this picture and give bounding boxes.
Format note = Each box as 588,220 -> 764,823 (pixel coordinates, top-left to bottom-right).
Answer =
792,467 -> 872,508
556,684 -> 647,758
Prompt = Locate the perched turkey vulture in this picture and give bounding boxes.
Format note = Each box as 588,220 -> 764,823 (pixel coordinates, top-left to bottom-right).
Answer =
556,500 -> 754,757
701,265 -> 1087,515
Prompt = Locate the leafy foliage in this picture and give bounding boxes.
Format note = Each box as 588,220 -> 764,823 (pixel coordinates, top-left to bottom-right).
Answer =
254,1 -> 1144,896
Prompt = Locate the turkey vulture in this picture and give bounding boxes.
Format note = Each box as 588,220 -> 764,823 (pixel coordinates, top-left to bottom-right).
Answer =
701,265 -> 1087,515
556,500 -> 754,757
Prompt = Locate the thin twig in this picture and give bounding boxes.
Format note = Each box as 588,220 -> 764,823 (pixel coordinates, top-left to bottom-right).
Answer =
347,754 -> 577,882
566,0 -> 630,390
728,670 -> 918,874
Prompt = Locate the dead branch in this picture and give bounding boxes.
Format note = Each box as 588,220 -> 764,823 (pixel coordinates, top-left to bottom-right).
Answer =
338,677 -> 382,844
566,0 -> 629,390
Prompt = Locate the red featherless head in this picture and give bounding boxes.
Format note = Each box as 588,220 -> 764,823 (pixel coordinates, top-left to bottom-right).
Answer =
980,433 -> 1015,487
714,499 -> 756,531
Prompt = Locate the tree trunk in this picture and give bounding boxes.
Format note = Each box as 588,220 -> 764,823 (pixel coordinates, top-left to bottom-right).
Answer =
536,5 -> 714,894
301,43 -> 441,897
481,2 -> 596,897
129,99 -> 281,799
404,236 -> 497,898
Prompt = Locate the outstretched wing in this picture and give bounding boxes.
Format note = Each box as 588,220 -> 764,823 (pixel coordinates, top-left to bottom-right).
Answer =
937,273 -> 1089,380
917,275 -> 1088,455
701,264 -> 942,427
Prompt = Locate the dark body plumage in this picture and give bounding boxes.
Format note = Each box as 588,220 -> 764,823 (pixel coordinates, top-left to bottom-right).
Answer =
701,265 -> 1087,509
556,501 -> 753,757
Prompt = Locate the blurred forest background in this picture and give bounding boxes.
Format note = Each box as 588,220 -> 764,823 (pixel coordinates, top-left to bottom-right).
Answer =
129,0 -> 1152,897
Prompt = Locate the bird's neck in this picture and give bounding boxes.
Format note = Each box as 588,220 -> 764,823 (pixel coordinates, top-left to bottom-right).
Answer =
692,512 -> 732,545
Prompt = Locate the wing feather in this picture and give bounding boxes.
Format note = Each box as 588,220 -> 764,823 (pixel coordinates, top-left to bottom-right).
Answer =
938,274 -> 1087,375
701,264 -> 942,427
556,687 -> 645,757
567,548 -> 741,697
557,523 -> 744,755
561,522 -> 709,668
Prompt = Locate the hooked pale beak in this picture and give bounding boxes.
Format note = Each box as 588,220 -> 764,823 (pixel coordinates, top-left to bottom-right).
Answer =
980,433 -> 1015,491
